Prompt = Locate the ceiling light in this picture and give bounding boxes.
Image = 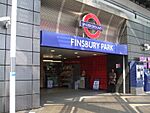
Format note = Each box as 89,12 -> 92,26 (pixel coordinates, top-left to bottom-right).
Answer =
43,55 -> 53,58
64,58 -> 67,59
43,55 -> 49,58
77,56 -> 80,58
50,56 -> 54,58
93,54 -> 97,56
51,50 -> 55,52
74,52 -> 78,55
43,60 -> 62,63
58,54 -> 62,57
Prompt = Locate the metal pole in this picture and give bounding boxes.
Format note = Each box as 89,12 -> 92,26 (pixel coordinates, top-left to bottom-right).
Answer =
10,0 -> 17,113
123,55 -> 126,94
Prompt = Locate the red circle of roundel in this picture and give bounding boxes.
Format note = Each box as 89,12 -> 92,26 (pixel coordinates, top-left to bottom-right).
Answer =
83,13 -> 101,39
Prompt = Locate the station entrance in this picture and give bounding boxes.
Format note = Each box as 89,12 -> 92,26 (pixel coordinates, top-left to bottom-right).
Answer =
40,47 -> 124,92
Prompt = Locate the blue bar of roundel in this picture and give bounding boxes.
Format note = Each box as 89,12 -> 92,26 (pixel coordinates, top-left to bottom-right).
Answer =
41,31 -> 128,55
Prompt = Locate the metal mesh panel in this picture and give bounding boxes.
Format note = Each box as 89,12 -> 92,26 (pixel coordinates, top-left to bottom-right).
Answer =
41,0 -> 127,44
41,0 -> 62,32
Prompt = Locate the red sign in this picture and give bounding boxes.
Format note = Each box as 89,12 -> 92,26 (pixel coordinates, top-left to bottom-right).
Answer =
80,13 -> 103,39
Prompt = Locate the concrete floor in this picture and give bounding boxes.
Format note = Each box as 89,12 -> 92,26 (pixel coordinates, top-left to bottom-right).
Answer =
17,88 -> 150,113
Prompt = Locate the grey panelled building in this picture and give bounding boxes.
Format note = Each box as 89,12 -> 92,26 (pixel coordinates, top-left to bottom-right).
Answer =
0,0 -> 150,112
0,0 -> 40,112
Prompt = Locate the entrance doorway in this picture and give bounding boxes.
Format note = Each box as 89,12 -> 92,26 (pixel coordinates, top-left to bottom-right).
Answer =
40,47 -> 126,105
41,47 -> 125,89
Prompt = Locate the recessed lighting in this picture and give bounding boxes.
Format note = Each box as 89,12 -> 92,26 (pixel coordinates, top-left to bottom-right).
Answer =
93,54 -> 97,56
43,55 -> 49,58
77,56 -> 80,58
58,54 -> 62,57
43,60 -> 62,63
43,55 -> 53,58
51,50 -> 55,52
74,52 -> 78,54
50,56 -> 54,58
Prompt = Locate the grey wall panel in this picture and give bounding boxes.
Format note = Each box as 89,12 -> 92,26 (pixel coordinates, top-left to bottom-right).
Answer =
6,36 -> 32,51
33,81 -> 40,94
32,94 -> 40,108
0,97 -> 4,113
33,25 -> 40,39
0,25 -> 6,34
6,50 -> 10,64
16,51 -> 32,65
4,97 -> 8,113
16,37 -> 32,51
0,4 -> 6,34
34,0 -> 41,12
34,13 -> 40,25
0,50 -> 5,65
0,66 -> 4,80
0,34 -> 5,49
8,0 -> 33,11
5,66 -> 10,81
17,8 -> 33,24
16,95 -> 32,111
0,0 -> 6,4
4,81 -> 9,97
127,21 -> 144,31
0,4 -> 6,17
0,82 -> 4,96
144,26 -> 150,34
5,66 -> 32,80
16,23 -> 33,37
6,36 -> 10,50
16,81 -> 32,95
144,33 -> 150,41
33,53 -> 40,65
33,66 -> 40,80
128,52 -> 144,60
7,22 -> 33,37
127,28 -> 144,38
16,66 -> 32,80
8,6 -> 33,24
6,51 -> 32,65
127,36 -> 145,45
128,44 -> 143,53
33,39 -> 40,52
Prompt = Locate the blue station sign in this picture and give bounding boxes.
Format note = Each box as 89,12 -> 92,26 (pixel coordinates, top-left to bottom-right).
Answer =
41,31 -> 128,55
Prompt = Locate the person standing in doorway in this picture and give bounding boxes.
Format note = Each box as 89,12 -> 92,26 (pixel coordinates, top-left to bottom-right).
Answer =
108,68 -> 116,93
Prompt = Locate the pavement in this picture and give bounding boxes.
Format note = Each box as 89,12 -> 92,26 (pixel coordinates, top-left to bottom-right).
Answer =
16,88 -> 150,113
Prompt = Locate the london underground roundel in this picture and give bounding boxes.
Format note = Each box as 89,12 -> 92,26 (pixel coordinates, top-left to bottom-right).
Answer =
80,13 -> 103,39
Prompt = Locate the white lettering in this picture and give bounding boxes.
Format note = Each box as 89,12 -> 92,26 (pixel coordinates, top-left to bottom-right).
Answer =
70,38 -> 113,51
81,40 -> 85,48
101,43 -> 113,51
76,39 -> 81,47
71,38 -> 74,46
85,41 -> 88,48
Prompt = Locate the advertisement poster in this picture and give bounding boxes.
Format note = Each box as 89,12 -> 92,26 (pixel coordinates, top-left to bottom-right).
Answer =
136,65 -> 144,86
93,80 -> 99,90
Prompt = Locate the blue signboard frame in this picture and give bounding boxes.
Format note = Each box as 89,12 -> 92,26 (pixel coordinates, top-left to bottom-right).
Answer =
40,31 -> 128,55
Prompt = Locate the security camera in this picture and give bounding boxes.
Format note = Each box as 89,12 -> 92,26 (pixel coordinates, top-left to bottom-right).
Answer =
4,20 -> 11,29
142,43 -> 150,51
0,16 -> 11,29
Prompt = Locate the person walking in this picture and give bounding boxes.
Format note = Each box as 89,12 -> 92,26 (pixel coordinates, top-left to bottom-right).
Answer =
108,69 -> 116,93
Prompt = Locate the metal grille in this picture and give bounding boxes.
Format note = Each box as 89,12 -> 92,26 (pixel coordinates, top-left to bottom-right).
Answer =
41,0 -> 127,44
